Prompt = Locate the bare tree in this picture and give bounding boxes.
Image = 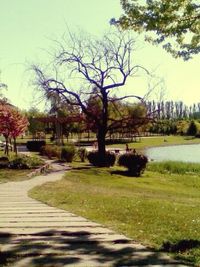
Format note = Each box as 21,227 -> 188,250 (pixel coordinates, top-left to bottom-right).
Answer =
33,31 -> 149,166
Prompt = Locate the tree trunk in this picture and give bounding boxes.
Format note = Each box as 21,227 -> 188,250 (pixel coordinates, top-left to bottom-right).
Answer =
4,136 -> 9,156
87,130 -> 90,142
97,127 -> 107,166
96,90 -> 108,166
55,121 -> 62,145
13,137 -> 17,155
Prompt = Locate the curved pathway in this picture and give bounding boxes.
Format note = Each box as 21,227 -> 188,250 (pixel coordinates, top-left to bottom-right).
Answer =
0,163 -> 186,266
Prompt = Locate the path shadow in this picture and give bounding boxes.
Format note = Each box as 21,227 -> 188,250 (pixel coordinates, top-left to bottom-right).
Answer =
0,230 -> 186,266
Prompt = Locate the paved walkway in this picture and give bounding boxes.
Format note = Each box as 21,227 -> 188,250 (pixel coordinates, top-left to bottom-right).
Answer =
0,163 -> 186,267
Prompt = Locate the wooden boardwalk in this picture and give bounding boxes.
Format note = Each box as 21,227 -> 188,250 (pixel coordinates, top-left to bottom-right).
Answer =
0,163 -> 186,266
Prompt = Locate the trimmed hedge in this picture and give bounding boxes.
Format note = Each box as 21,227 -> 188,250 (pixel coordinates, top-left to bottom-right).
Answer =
27,141 -> 46,152
41,144 -> 76,162
61,145 -> 76,162
118,152 -> 148,177
87,151 -> 116,167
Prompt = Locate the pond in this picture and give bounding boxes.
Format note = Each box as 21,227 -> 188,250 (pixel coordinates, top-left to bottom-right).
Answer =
146,144 -> 200,163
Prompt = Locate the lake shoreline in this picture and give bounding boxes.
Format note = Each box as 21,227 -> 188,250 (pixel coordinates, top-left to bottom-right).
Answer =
146,142 -> 200,163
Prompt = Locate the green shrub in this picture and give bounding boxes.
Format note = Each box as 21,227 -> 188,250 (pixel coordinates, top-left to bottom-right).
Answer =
77,148 -> 87,162
41,144 -> 76,162
40,145 -> 61,159
9,155 -> 44,169
87,151 -> 116,167
0,156 -> 9,169
61,145 -> 76,162
40,145 -> 46,156
118,152 -> 148,176
187,121 -> 197,136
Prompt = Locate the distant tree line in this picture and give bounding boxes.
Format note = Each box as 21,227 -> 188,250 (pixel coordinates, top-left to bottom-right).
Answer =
146,101 -> 200,120
25,99 -> 200,141
146,100 -> 200,136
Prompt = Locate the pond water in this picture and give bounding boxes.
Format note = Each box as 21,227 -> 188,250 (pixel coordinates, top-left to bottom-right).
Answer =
146,144 -> 200,163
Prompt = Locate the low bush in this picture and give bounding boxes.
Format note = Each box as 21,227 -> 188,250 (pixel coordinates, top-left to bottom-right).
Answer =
27,141 -> 46,152
41,145 -> 61,159
118,152 -> 148,176
87,151 -> 116,167
0,156 -> 9,168
41,144 -> 76,162
77,148 -> 87,162
9,155 -> 44,169
61,144 -> 76,162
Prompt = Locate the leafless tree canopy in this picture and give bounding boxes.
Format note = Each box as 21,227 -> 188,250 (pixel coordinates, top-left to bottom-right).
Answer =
32,30 -> 150,163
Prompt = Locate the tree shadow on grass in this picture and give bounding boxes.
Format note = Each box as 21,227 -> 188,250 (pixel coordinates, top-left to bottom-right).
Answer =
0,230 -> 186,266
162,239 -> 200,253
110,170 -> 140,178
160,239 -> 200,266
71,165 -> 92,171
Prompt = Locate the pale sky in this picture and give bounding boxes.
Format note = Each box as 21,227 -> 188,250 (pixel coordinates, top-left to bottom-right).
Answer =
0,0 -> 199,110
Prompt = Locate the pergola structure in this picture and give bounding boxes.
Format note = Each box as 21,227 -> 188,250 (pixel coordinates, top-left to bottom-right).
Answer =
36,115 -> 84,124
35,114 -> 85,145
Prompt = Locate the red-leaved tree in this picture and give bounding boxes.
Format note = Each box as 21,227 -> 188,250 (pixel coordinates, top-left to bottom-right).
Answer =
0,104 -> 29,155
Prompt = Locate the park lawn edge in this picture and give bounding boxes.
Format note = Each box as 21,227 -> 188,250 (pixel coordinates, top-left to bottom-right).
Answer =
0,169 -> 33,183
29,162 -> 200,266
107,135 -> 200,152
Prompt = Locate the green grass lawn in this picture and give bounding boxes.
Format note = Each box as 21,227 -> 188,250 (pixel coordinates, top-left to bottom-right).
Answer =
0,169 -> 32,183
30,162 -> 200,266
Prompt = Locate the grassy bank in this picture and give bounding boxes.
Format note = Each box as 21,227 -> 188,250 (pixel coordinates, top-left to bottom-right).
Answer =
147,161 -> 200,175
0,152 -> 44,183
108,135 -> 200,151
30,162 -> 200,266
0,169 -> 32,183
